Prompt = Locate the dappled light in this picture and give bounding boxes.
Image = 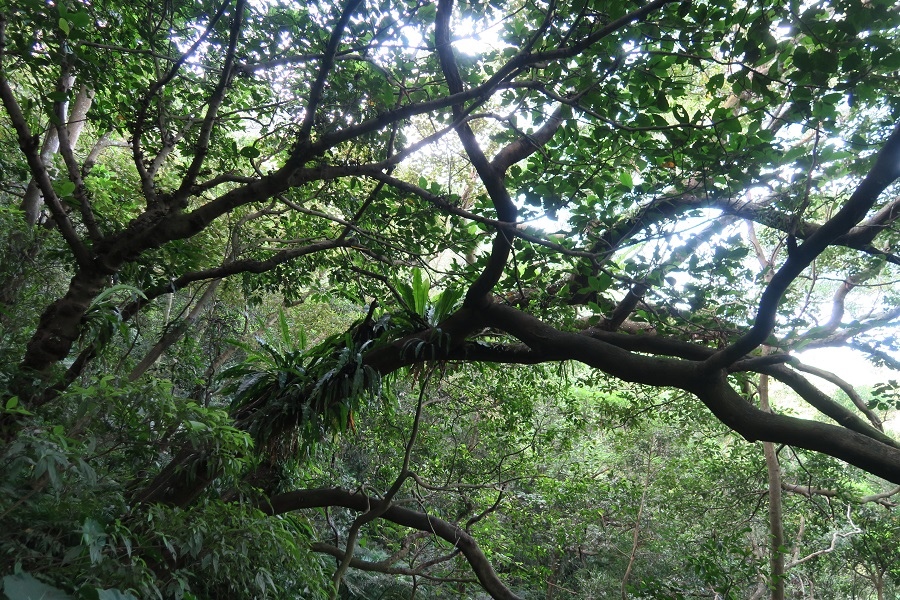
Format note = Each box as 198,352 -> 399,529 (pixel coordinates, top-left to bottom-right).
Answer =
1,0 -> 900,597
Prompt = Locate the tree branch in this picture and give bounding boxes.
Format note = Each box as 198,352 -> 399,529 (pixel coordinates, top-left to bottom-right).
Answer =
329,366 -> 431,598
173,0 -> 246,201
490,103 -> 566,174
707,121 -> 900,370
754,364 -> 897,449
0,21 -> 92,265
262,487 -> 523,600
54,85 -> 103,241
310,542 -> 471,582
436,0 -> 517,308
122,237 -> 357,320
294,0 -> 365,144
785,505 -> 862,569
790,360 -> 883,431
131,1 -> 232,204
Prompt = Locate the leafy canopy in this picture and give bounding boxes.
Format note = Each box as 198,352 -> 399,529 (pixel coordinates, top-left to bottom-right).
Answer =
2,0 -> 900,597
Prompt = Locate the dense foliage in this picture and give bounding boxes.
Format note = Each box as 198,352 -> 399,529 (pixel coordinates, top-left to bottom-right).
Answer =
2,0 -> 900,597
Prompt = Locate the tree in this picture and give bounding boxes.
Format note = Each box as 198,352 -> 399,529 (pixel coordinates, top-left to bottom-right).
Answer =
2,0 -> 900,597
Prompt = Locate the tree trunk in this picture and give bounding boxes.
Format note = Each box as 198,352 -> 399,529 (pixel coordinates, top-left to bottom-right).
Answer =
19,267 -> 109,382
3,84 -> 95,321
747,223 -> 786,600
128,279 -> 222,382
621,444 -> 652,600
22,83 -> 94,225
760,369 -> 785,600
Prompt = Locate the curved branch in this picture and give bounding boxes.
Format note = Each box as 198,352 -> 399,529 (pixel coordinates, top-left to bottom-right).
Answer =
0,32 -> 91,265
690,373 -> 900,483
786,506 -> 863,570
574,324 -> 897,449
329,367 -> 430,597
174,0 -> 246,201
295,0 -> 365,143
778,482 -> 899,507
726,201 -> 900,265
860,485 -> 900,504
707,121 -> 900,370
468,303 -> 900,481
844,193 -> 900,247
55,87 -> 103,242
436,0 -> 517,308
566,191 -> 708,304
262,488 -> 523,600
121,237 -> 356,320
491,103 -> 566,174
310,542 -> 471,582
790,360 -> 883,431
756,364 -> 896,448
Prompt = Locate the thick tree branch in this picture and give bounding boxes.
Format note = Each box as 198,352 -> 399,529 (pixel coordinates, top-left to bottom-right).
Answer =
310,542 -> 470,581
491,103 -> 566,174
262,488 -> 523,600
707,121 -> 900,370
463,304 -> 900,480
295,0 -> 365,144
436,0 -> 517,308
454,316 -> 900,449
844,193 -> 900,247
751,364 -> 896,448
689,372 -> 900,482
724,200 -> 900,265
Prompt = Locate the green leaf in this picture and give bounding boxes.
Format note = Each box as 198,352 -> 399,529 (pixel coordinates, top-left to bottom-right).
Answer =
431,286 -> 463,324
58,18 -> 70,35
411,268 -> 429,316
68,11 -> 92,30
418,3 -> 437,21
278,308 -> 291,346
240,146 -> 261,158
3,573 -> 72,600
654,91 -> 669,111
720,117 -> 742,133
55,180 -> 76,197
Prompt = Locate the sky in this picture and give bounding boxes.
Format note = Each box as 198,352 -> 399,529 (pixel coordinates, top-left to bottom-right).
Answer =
796,346 -> 894,389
